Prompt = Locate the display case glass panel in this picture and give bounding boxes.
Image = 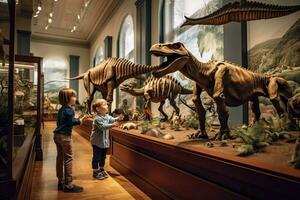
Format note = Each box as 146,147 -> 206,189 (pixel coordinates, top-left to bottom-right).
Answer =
12,61 -> 38,157
0,0 -> 10,180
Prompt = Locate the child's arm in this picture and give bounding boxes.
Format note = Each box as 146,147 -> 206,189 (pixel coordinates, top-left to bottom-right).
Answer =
94,117 -> 116,130
65,109 -> 81,126
108,114 -> 124,123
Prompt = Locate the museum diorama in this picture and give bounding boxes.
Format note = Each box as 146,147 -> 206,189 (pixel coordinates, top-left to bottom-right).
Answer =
71,1 -> 300,199
1,0 -> 300,199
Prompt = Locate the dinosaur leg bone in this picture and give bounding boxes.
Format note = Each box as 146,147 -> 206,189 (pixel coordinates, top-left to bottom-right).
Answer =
189,83 -> 208,139
268,77 -> 285,117
158,100 -> 168,121
170,99 -> 180,116
213,97 -> 230,140
250,97 -> 261,126
212,65 -> 228,100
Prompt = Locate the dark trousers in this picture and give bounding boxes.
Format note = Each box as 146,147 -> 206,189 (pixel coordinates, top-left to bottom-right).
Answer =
92,145 -> 108,169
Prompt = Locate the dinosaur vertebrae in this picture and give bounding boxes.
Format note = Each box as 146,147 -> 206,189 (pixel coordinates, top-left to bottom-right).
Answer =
182,1 -> 300,26
88,58 -> 159,86
143,75 -> 188,100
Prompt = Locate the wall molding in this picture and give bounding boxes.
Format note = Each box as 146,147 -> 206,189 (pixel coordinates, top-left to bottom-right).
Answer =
31,34 -> 89,48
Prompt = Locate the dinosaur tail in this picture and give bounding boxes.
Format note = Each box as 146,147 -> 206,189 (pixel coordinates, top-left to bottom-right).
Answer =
67,73 -> 86,80
180,87 -> 193,95
179,96 -> 196,112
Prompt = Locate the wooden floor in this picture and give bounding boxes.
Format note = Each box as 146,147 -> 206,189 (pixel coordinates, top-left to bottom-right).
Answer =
30,122 -> 151,200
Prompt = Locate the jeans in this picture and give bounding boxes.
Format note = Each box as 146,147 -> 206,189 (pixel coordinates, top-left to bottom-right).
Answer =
92,145 -> 108,169
53,134 -> 73,185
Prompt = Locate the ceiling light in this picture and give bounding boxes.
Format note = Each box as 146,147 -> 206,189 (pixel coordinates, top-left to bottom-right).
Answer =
84,1 -> 89,7
36,10 -> 40,14
37,6 -> 42,11
45,25 -> 48,30
54,0 -> 58,2
49,12 -> 53,17
77,15 -> 80,20
33,14 -> 38,18
48,18 -> 52,23
71,29 -> 74,32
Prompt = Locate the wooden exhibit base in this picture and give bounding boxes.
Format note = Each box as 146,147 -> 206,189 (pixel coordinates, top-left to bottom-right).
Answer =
109,128 -> 300,200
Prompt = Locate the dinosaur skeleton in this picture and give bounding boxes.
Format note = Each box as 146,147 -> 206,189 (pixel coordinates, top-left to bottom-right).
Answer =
150,42 -> 292,140
182,1 -> 300,26
69,57 -> 184,113
120,75 -> 192,121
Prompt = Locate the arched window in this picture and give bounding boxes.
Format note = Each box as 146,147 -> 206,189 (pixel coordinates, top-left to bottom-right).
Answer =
119,15 -> 135,61
93,46 -> 104,99
93,46 -> 104,67
117,15 -> 136,111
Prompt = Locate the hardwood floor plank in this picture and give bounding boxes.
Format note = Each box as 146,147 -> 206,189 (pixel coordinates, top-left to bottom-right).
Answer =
30,122 -> 150,200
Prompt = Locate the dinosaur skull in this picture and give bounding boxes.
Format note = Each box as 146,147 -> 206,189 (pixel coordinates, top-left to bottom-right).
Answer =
120,79 -> 137,92
150,42 -> 189,77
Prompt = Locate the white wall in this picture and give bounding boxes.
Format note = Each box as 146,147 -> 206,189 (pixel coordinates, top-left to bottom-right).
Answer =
31,41 -> 90,103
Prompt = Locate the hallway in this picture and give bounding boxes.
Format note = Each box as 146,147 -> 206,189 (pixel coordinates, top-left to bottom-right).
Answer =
30,122 -> 150,200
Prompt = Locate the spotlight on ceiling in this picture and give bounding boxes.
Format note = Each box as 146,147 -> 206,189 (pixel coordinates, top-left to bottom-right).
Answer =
49,12 -> 53,17
37,6 -> 42,11
48,18 -> 52,23
77,15 -> 80,20
45,25 -> 49,30
33,14 -> 38,18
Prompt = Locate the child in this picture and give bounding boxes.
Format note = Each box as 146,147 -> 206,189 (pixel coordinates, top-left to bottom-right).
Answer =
90,99 -> 124,179
53,88 -> 84,193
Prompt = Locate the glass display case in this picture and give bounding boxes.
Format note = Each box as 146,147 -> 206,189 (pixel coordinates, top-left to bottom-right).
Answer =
0,1 -> 42,199
108,1 -> 300,199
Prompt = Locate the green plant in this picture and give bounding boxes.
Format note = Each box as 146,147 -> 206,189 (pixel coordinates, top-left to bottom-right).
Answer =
231,116 -> 292,156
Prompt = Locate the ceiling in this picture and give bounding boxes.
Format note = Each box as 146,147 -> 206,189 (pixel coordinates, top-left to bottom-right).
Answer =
31,0 -> 122,46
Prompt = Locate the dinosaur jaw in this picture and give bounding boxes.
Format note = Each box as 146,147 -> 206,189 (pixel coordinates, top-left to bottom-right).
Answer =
151,54 -> 189,77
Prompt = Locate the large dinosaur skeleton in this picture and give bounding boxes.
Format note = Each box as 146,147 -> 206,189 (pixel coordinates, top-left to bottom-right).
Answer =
150,42 -> 292,140
69,57 -> 184,113
182,1 -> 300,26
120,75 -> 192,121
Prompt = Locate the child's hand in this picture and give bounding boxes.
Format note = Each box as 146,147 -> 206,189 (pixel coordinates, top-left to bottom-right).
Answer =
118,114 -> 124,121
75,112 -> 81,119
111,122 -> 119,127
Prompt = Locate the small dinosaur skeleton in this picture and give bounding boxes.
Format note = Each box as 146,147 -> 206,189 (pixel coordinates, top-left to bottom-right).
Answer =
120,75 -> 192,121
69,57 -> 185,113
120,122 -> 138,130
150,42 -> 292,140
182,1 -> 300,26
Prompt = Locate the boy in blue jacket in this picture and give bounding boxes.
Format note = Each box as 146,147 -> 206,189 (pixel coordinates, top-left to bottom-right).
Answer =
54,88 -> 84,192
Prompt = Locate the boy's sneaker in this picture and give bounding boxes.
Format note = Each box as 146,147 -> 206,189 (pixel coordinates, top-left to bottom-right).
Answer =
100,170 -> 109,178
57,182 -> 64,191
93,171 -> 106,180
63,184 -> 83,193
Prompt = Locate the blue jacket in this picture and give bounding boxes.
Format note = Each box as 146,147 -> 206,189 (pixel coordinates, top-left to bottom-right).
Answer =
90,114 -> 118,148
54,105 -> 80,136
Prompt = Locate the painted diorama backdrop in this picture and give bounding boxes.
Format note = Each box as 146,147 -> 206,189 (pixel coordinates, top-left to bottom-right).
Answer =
247,0 -> 300,123
43,58 -> 68,114
160,0 -> 223,125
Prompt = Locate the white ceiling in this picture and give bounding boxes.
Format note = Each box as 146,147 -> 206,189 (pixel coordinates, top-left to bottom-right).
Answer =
31,0 -> 122,46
